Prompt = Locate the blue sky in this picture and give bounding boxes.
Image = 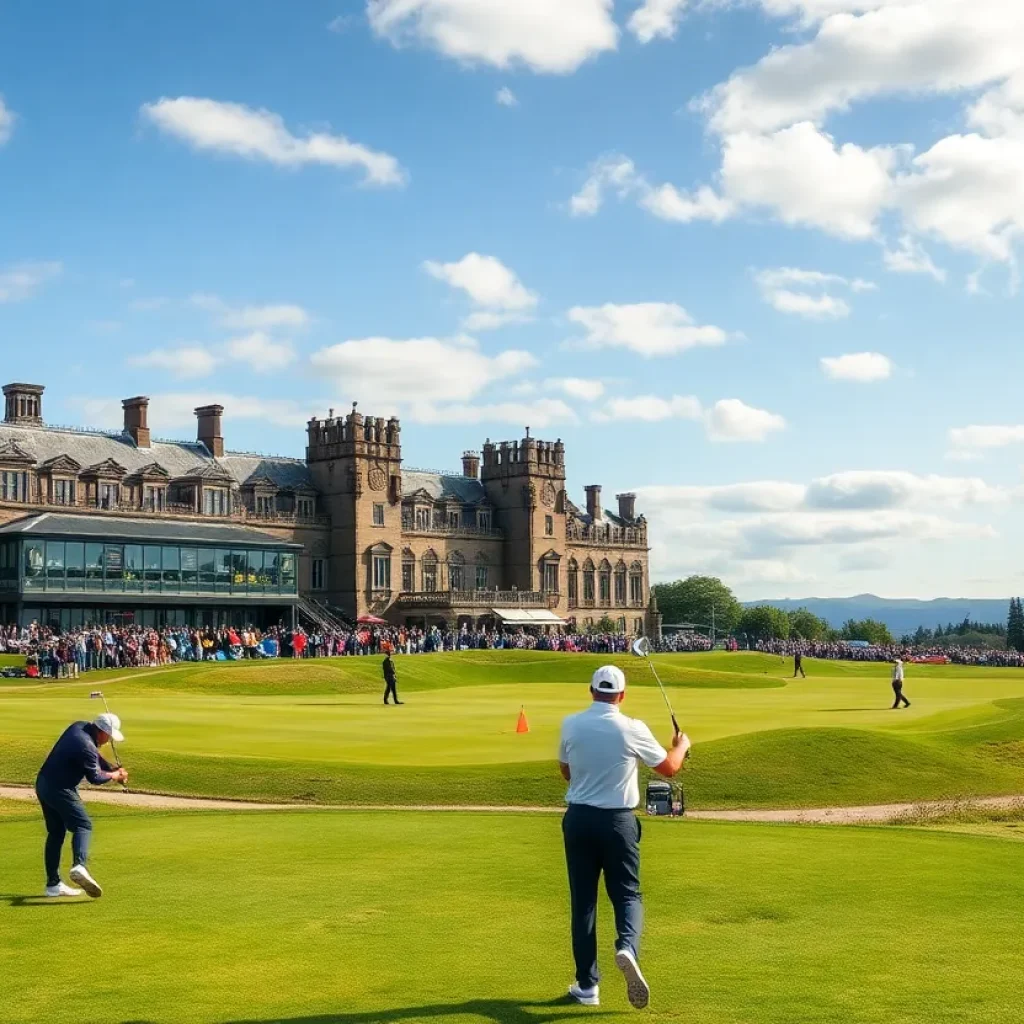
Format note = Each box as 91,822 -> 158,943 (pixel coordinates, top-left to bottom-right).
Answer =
2,0 -> 1024,599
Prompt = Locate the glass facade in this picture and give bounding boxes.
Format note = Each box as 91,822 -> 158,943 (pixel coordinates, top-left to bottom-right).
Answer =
7,538 -> 297,596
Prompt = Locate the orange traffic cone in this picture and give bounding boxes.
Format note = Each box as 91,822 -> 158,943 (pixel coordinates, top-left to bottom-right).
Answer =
516,707 -> 530,733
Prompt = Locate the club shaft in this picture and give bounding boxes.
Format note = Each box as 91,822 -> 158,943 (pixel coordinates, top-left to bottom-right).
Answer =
646,659 -> 678,726
93,692 -> 127,789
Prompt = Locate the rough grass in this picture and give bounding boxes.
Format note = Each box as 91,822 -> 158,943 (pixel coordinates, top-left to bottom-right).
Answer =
2,809 -> 1023,1023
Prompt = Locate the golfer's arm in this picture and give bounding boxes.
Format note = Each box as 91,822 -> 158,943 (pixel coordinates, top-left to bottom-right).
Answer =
559,761 -> 571,781
653,745 -> 687,779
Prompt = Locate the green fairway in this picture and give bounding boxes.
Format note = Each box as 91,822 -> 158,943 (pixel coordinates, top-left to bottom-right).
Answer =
3,652 -> 1024,807
1,805 -> 1021,1024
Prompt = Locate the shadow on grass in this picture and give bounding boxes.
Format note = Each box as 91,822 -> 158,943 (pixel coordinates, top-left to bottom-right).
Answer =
0,893 -> 91,908
122,998 -> 610,1024
818,708 -> 883,713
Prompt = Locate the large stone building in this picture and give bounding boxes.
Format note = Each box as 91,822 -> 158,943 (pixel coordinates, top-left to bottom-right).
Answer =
0,382 -> 656,633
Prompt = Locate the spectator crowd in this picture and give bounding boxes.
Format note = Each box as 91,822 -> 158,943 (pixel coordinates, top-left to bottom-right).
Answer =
756,637 -> 1024,668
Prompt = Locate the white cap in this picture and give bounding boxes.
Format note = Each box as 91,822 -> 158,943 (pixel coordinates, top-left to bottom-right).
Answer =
94,713 -> 125,743
591,665 -> 626,694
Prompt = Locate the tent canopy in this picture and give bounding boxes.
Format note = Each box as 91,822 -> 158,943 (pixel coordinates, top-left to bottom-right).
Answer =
357,614 -> 389,625
492,608 -> 566,627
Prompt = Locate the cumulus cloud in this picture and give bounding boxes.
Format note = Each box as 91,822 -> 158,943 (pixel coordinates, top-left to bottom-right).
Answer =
223,331 -> 296,371
883,235 -> 947,282
191,293 -> 310,331
820,352 -> 893,382
704,399 -> 786,442
567,302 -> 730,356
596,394 -> 784,442
140,96 -> 407,187
496,87 -> 518,107
81,393 -> 314,432
594,395 -> 703,423
948,424 -> 1024,456
755,266 -> 876,319
545,378 -> 605,402
628,0 -> 690,43
424,253 -> 537,331
310,335 -> 536,407
0,261 -> 62,304
410,398 -> 577,427
0,97 -> 14,145
805,470 -> 1007,509
129,347 -> 220,379
366,0 -> 618,74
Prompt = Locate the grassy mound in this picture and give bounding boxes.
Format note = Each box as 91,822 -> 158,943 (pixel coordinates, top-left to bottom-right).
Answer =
2,808 -> 1022,1023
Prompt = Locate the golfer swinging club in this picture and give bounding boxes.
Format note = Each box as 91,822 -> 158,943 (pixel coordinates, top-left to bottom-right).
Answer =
35,712 -> 128,898
558,665 -> 690,1009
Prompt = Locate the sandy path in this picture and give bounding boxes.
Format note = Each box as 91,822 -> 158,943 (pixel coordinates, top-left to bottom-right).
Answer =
2,784 -> 1020,823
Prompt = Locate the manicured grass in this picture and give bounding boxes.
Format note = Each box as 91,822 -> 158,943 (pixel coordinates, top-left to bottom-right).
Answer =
4,652 -> 1024,808
1,808 -> 1021,1024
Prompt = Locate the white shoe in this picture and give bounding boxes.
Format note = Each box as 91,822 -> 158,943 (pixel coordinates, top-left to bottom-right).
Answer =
615,949 -> 650,1010
44,882 -> 84,898
568,983 -> 600,1006
69,864 -> 103,898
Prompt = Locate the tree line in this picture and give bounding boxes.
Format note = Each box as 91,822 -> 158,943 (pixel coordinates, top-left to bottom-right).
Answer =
653,576 -> 1024,650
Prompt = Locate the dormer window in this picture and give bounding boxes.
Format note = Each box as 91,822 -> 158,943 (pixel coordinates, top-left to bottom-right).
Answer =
0,470 -> 28,502
256,494 -> 275,516
143,485 -> 165,511
99,482 -> 120,509
53,479 -> 75,506
203,489 -> 228,515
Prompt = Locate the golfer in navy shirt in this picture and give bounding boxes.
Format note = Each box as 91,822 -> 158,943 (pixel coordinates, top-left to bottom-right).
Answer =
558,665 -> 690,1010
35,713 -> 128,898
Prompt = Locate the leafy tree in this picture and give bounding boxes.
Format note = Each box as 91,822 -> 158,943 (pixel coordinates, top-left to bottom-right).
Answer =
787,608 -> 832,640
738,605 -> 792,641
1007,598 -> 1024,652
652,576 -> 742,633
840,618 -> 894,646
590,615 -> 619,635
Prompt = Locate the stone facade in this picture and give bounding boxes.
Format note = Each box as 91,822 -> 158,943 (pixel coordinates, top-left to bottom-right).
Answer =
0,383 -> 655,632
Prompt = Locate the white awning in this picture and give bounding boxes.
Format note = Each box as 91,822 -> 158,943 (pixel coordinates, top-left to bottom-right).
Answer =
492,608 -> 567,626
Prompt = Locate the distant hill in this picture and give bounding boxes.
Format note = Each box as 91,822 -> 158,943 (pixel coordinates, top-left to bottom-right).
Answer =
744,594 -> 1011,636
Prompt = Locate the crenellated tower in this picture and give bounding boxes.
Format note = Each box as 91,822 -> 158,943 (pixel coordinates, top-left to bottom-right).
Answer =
305,404 -> 403,618
481,431 -> 567,604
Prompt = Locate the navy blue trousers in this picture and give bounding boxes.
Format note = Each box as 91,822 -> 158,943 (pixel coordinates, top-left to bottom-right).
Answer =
562,804 -> 644,989
35,774 -> 93,887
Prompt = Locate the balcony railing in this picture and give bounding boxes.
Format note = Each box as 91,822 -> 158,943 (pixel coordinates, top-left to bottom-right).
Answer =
568,598 -> 648,610
401,520 -> 502,539
566,525 -> 647,548
396,589 -> 549,609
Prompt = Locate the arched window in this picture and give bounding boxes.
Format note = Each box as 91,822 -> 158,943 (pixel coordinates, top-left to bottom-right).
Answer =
448,551 -> 466,591
598,559 -> 612,606
582,558 -> 595,604
629,561 -> 644,605
401,548 -> 416,593
475,551 -> 490,590
614,560 -> 627,605
368,543 -> 392,592
567,558 -> 579,606
422,550 -> 438,593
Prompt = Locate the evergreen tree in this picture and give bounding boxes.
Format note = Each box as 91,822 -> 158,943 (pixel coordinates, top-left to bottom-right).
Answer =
1007,598 -> 1024,652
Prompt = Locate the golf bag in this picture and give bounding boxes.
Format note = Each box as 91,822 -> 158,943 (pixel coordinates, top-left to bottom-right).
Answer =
645,780 -> 684,817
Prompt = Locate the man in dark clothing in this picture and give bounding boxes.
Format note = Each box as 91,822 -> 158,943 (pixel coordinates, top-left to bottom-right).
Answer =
36,713 -> 127,898
793,652 -> 806,678
382,653 -> 403,705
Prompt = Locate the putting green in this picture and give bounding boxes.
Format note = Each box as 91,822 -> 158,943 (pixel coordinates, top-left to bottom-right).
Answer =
3,652 -> 1024,807
1,804 -> 1021,1023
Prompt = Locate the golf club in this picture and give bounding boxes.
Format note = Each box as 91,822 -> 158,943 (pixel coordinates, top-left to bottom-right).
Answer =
630,637 -> 681,736
89,691 -> 127,793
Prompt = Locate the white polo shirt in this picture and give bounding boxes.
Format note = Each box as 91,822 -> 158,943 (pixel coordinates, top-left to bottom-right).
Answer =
559,702 -> 668,810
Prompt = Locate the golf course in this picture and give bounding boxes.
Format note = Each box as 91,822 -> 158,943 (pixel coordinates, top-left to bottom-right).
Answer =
2,651 -> 1023,1022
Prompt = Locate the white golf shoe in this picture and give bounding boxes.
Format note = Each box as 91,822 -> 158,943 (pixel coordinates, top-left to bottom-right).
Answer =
567,983 -> 600,1006
69,864 -> 103,898
44,881 -> 84,898
615,949 -> 650,1010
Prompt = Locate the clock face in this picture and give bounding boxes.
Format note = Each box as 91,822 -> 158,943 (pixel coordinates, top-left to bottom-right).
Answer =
368,466 -> 387,492
542,481 -> 557,508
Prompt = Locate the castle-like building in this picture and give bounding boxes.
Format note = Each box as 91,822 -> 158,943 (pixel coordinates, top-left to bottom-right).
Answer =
0,382 -> 656,634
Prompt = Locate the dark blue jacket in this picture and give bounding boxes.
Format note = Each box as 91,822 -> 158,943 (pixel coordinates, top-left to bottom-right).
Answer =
38,721 -> 116,789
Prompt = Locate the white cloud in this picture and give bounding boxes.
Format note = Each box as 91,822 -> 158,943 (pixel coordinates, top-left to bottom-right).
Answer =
327,14 -> 352,33
595,395 -> 703,423
638,183 -> 735,224
705,399 -> 786,442
140,96 -> 406,187
948,424 -> 1024,455
546,378 -> 605,402
568,302 -> 730,357
190,293 -> 310,330
423,253 -> 537,314
755,267 -> 876,319
0,261 -> 62,303
883,235 -> 947,282
81,393 -> 314,432
410,399 -> 577,427
223,331 -> 296,371
637,481 -> 807,513
805,470 -> 1007,509
496,87 -> 518,107
366,0 -> 618,74
129,347 -> 220,379
820,352 -> 893,382
628,0 -> 690,43
0,97 -> 14,145
310,335 -> 536,406
570,155 -> 639,217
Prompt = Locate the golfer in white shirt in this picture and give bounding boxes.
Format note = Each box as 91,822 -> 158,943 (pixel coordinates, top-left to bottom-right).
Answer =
558,664 -> 690,1010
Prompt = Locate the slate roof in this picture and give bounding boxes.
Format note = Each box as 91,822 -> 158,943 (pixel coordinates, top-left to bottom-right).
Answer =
0,423 -> 316,492
402,470 -> 487,504
0,512 -> 302,548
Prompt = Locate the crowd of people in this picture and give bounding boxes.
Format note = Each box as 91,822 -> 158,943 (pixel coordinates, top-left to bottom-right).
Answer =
755,637 -> 1024,668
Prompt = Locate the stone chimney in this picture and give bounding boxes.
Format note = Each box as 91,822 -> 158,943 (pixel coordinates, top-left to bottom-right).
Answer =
195,404 -> 224,458
585,484 -> 602,522
3,383 -> 44,426
462,451 -> 480,479
617,492 -> 636,521
122,396 -> 151,448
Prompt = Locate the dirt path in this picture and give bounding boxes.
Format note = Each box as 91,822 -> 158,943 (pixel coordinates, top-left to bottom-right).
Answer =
2,784 -> 1020,823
